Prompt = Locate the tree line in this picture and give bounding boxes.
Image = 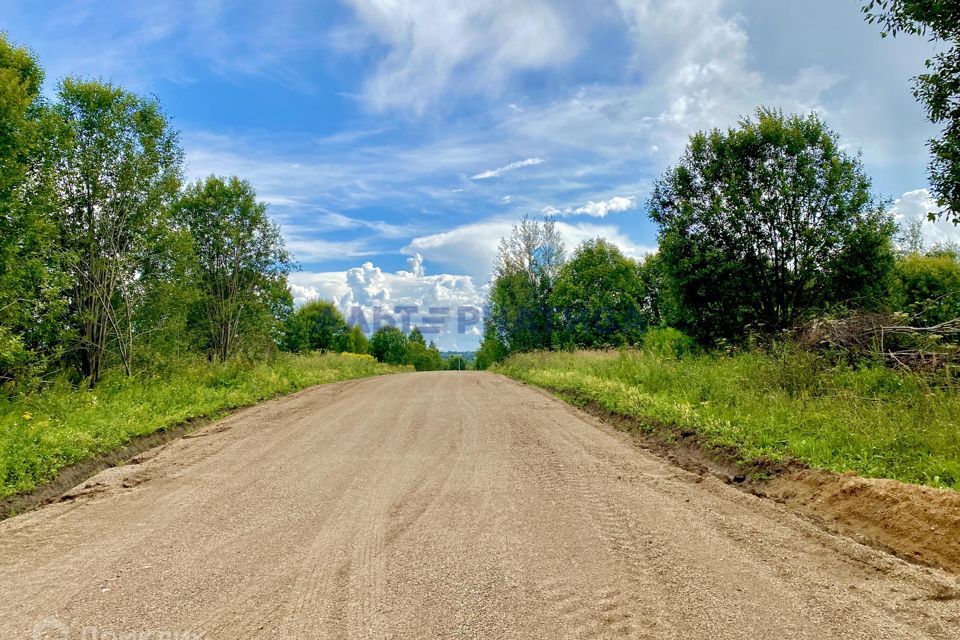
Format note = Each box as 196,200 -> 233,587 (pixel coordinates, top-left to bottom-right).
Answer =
2,34 -> 470,390
481,1 -> 960,367
478,109 -> 960,367
283,299 -> 463,371
1,35 -> 298,389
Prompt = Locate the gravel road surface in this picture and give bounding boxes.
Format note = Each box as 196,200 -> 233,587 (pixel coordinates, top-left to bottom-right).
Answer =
1,372 -> 957,639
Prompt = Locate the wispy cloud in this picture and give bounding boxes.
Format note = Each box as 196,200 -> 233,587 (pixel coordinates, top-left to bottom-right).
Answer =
471,157 -> 545,180
339,0 -> 581,113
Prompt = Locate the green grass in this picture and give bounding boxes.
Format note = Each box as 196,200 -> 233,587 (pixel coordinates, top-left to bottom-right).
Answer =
0,352 -> 407,499
496,345 -> 960,489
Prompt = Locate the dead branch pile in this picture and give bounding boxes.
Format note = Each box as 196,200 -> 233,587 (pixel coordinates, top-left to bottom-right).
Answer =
798,313 -> 960,371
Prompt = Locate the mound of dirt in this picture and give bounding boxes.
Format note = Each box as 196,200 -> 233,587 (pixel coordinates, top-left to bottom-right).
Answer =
759,470 -> 960,575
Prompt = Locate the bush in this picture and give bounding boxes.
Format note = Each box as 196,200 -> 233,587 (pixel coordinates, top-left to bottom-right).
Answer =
641,327 -> 695,358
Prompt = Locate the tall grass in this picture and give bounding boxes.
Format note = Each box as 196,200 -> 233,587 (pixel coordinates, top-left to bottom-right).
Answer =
0,353 -> 407,499
496,340 -> 960,489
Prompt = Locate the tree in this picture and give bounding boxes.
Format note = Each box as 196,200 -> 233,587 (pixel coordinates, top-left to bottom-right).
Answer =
474,322 -> 507,370
341,324 -> 369,355
407,327 -> 426,347
550,239 -> 648,348
650,108 -> 894,344
0,35 -> 65,386
54,79 -> 182,382
173,176 -> 292,362
636,253 -> 676,329
488,215 -> 565,353
863,1 -> 960,223
447,355 -> 467,370
405,331 -> 445,371
369,326 -> 408,365
130,224 -> 201,369
285,300 -> 347,353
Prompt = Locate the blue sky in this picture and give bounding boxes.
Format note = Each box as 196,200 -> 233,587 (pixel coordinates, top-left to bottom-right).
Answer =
5,0 -> 956,348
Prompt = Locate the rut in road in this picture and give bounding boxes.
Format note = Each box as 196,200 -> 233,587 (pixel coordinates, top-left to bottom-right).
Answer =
1,371 -> 958,639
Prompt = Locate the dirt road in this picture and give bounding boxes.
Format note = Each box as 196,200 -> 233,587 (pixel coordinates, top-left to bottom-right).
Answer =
2,372 -> 958,639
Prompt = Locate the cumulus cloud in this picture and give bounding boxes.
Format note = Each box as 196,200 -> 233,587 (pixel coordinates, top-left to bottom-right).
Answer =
288,257 -> 486,350
471,158 -> 545,180
889,189 -> 960,248
404,253 -> 426,277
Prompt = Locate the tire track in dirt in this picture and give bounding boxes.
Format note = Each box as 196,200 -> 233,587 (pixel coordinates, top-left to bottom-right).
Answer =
0,372 -> 957,639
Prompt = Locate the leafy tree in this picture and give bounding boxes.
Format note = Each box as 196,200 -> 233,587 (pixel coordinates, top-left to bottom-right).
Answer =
550,239 -> 648,348
0,35 -> 67,386
447,355 -> 467,370
173,176 -> 292,362
405,337 -> 446,371
341,324 -> 369,355
635,253 -> 677,329
130,225 -> 201,369
285,300 -> 347,353
54,79 -> 182,382
863,1 -> 960,223
488,215 -> 565,353
407,327 -> 427,347
403,328 -> 445,370
475,322 -> 507,370
650,108 -> 894,344
369,326 -> 408,365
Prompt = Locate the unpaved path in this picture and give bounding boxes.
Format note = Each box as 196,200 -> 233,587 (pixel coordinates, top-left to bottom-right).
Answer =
1,372 -> 957,639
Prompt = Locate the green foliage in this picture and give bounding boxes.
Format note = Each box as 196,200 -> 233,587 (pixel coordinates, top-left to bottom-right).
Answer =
447,355 -> 467,370
407,326 -> 426,347
487,216 -> 565,354
369,326 -> 408,365
54,78 -> 183,381
285,300 -> 347,353
863,0 -> 960,223
635,253 -> 677,329
650,108 -> 894,345
341,324 -> 369,355
894,249 -> 960,327
131,226 -> 202,370
640,327 -> 696,358
475,322 -> 508,370
173,176 -> 293,362
550,239 -> 648,348
497,349 -> 960,489
0,353 -> 406,499
405,336 -> 446,371
0,35 -> 67,387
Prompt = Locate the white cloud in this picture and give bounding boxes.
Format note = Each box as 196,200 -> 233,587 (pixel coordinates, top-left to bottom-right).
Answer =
576,196 -> 635,217
471,158 -> 545,180
544,195 -> 637,218
288,257 -> 486,350
404,253 -> 426,278
341,0 -> 579,113
403,216 -> 656,282
404,220 -> 514,282
554,221 -> 655,262
889,189 -> 959,247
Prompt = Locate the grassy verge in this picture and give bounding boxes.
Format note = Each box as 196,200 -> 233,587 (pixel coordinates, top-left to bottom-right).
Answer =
495,347 -> 960,489
0,353 -> 407,499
